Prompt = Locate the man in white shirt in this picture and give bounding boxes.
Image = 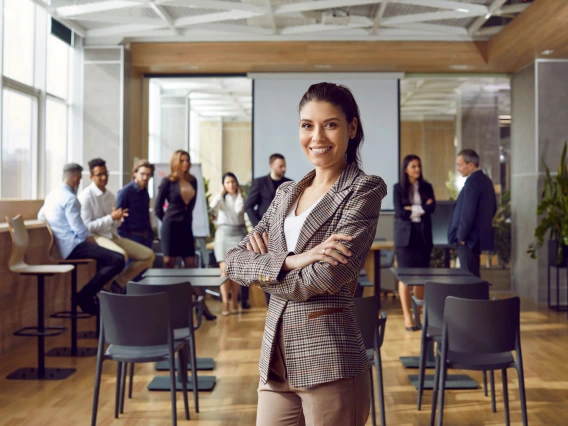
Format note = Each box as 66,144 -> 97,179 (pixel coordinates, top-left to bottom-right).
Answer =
78,158 -> 155,290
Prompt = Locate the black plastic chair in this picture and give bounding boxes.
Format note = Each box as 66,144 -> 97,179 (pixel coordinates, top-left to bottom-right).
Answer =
431,297 -> 528,426
416,280 -> 490,410
91,292 -> 189,426
354,296 -> 387,426
126,280 -> 202,413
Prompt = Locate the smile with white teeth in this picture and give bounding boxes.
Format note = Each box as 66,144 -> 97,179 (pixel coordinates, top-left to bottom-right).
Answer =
310,147 -> 332,154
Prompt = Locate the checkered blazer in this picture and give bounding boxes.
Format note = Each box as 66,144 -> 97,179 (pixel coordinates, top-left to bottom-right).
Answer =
225,162 -> 387,388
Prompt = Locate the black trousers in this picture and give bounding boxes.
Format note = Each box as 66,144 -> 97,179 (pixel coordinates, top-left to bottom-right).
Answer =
68,241 -> 125,299
458,244 -> 481,277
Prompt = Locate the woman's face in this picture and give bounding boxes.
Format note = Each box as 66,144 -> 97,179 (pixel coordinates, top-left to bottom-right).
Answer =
299,101 -> 357,169
179,154 -> 191,173
405,159 -> 421,181
223,176 -> 238,194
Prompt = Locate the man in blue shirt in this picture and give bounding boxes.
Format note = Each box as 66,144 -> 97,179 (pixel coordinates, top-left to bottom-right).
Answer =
38,163 -> 125,314
116,159 -> 155,248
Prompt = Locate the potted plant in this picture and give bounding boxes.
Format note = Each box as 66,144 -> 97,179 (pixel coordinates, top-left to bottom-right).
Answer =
527,142 -> 568,265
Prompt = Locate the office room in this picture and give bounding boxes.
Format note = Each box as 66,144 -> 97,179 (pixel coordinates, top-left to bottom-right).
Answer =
0,0 -> 567,425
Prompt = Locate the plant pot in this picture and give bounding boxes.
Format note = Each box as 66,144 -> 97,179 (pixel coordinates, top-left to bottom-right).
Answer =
547,240 -> 568,267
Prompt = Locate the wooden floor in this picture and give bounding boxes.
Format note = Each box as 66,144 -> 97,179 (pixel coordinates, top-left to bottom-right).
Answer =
0,288 -> 567,426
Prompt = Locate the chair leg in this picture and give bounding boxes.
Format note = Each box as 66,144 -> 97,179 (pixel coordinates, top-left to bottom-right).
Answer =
115,362 -> 122,419
369,368 -> 376,426
517,365 -> 528,426
490,370 -> 497,413
91,358 -> 104,426
128,363 -> 134,399
430,354 -> 441,426
376,350 -> 386,426
189,335 -> 199,413
483,370 -> 488,397
179,348 -> 190,421
120,360 -> 127,414
417,337 -> 428,410
168,354 -> 178,426
436,358 -> 447,426
502,369 -> 510,426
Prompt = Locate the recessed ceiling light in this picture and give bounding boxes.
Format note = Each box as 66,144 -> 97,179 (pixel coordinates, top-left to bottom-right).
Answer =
314,64 -> 332,69
541,49 -> 554,56
180,65 -> 199,70
449,64 -> 471,70
456,8 -> 469,13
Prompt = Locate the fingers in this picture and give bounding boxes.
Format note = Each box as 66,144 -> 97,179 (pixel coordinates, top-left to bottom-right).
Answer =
325,233 -> 354,243
322,246 -> 350,264
319,254 -> 340,266
249,235 -> 261,253
252,232 -> 268,254
262,232 -> 269,249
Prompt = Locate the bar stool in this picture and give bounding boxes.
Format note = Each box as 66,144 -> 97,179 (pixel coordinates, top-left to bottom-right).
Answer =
43,221 -> 98,358
5,215 -> 75,380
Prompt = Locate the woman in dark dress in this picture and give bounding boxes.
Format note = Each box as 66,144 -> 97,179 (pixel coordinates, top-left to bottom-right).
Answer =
154,149 -> 216,320
393,154 -> 436,330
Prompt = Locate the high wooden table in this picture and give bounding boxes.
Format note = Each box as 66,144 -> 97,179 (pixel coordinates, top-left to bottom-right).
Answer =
390,267 -> 481,390
136,276 -> 227,393
142,268 -> 222,278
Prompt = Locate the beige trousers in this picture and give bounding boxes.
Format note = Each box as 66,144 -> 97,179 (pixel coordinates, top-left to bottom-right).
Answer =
94,235 -> 155,286
257,324 -> 370,426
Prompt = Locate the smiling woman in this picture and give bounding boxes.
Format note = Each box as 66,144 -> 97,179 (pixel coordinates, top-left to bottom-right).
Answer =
225,82 -> 387,426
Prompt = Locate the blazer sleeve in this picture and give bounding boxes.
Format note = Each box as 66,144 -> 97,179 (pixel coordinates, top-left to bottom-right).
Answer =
154,178 -> 169,222
393,183 -> 411,221
422,182 -> 436,215
457,178 -> 480,243
244,178 -> 262,226
226,176 -> 387,302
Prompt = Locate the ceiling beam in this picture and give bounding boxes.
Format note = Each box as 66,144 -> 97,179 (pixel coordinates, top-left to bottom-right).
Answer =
64,13 -> 161,25
158,0 -> 265,14
56,0 -> 141,18
393,0 -> 487,14
384,23 -> 469,36
188,23 -> 273,35
87,24 -> 167,38
495,3 -> 531,16
370,0 -> 388,36
280,16 -> 373,35
264,0 -> 278,35
467,0 -> 507,35
274,0 -> 381,16
175,10 -> 263,27
149,0 -> 180,35
475,25 -> 504,36
382,10 -> 480,26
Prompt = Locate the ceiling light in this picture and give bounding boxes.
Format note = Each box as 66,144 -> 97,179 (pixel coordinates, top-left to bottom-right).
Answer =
485,13 -> 491,19
180,65 -> 199,70
456,8 -> 469,13
541,49 -> 554,56
449,64 -> 471,70
314,64 -> 332,69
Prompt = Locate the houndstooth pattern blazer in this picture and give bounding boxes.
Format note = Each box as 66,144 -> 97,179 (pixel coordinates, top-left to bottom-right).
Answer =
225,162 -> 387,388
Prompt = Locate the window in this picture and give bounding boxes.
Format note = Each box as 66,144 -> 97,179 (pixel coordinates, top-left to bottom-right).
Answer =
45,98 -> 68,194
3,0 -> 35,86
47,33 -> 70,100
1,89 -> 37,199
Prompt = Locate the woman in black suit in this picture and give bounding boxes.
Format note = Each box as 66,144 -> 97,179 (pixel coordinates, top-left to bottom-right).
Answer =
155,149 -> 216,320
394,154 -> 436,330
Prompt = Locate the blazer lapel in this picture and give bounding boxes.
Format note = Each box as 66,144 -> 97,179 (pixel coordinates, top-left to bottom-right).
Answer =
293,162 -> 362,254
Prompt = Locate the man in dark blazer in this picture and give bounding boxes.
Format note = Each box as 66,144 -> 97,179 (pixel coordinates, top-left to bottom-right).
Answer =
448,149 -> 497,276
244,153 -> 291,307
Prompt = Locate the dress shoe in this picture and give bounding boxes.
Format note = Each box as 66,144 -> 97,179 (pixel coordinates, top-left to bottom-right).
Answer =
241,301 -> 251,310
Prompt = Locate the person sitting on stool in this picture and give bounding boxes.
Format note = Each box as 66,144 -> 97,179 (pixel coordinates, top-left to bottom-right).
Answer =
38,163 -> 125,314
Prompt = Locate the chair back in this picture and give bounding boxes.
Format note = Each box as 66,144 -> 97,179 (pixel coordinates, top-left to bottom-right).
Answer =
44,220 -> 63,261
353,296 -> 388,350
444,296 -> 520,354
5,215 -> 29,270
99,291 -> 171,346
424,280 -> 489,329
127,280 -> 194,330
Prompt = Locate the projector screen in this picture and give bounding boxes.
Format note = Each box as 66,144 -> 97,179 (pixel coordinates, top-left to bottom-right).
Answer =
251,73 -> 400,210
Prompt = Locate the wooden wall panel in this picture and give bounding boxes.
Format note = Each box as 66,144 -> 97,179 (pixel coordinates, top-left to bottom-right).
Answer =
0,200 -> 44,221
400,121 -> 455,200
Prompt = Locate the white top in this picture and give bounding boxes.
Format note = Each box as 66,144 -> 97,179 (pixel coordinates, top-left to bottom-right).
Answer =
410,181 -> 425,223
78,182 -> 122,239
209,193 -> 245,226
284,194 -> 325,253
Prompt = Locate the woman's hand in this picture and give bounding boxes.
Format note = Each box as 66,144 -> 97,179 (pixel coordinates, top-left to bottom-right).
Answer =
282,234 -> 354,272
404,206 -> 412,211
247,232 -> 269,254
426,198 -> 434,205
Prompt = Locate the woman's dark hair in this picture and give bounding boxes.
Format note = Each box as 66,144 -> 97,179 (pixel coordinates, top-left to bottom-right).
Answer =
298,82 -> 364,166
222,172 -> 239,199
401,154 -> 423,204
